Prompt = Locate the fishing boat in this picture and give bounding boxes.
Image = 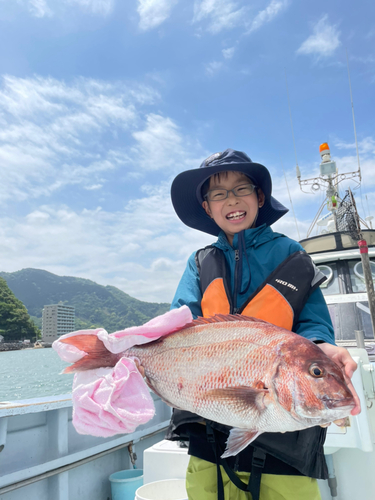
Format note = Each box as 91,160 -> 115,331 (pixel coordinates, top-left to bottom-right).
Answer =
1,144 -> 375,500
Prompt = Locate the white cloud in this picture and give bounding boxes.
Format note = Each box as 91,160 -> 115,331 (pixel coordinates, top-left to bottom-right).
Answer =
222,47 -> 235,59
137,0 -> 179,31
28,0 -> 52,17
335,137 -> 375,156
297,14 -> 341,58
193,0 -> 288,35
350,54 -> 375,65
205,61 -> 223,75
0,75 -> 160,203
131,113 -> 202,172
4,0 -> 114,17
193,0 -> 247,34
66,0 -> 114,16
246,0 -> 288,34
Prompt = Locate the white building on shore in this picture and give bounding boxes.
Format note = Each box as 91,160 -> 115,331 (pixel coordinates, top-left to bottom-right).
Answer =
42,303 -> 75,342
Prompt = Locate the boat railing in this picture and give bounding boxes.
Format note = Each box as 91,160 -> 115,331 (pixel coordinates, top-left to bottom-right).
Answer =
0,393 -> 172,499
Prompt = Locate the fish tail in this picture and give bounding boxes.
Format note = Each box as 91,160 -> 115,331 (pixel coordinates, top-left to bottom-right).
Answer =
60,335 -> 120,373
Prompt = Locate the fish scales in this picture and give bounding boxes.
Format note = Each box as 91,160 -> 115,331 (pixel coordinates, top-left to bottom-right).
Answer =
126,321 -> 307,431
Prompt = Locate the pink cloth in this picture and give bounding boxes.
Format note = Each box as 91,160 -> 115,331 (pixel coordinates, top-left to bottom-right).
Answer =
97,306 -> 193,353
72,358 -> 155,436
53,328 -> 106,363
53,306 -> 193,437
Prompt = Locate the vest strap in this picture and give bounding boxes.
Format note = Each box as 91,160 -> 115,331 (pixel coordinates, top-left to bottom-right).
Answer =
206,422 -> 266,500
248,448 -> 266,500
206,422 -> 225,500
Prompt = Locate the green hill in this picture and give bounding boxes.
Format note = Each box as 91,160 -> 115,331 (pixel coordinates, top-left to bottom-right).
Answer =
0,277 -> 40,341
0,269 -> 170,333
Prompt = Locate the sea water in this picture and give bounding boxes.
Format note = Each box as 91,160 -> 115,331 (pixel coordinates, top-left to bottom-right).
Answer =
0,348 -> 74,401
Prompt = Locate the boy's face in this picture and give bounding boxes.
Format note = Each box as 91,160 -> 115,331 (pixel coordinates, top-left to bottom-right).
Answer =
202,171 -> 265,244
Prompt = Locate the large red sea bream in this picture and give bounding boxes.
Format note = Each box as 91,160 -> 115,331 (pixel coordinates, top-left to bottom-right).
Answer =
53,306 -> 355,458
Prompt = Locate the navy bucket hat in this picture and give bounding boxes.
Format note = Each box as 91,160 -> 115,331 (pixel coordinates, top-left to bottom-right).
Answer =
171,148 -> 288,236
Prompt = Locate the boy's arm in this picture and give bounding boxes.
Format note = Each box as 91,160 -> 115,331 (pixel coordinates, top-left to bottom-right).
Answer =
170,252 -> 203,319
286,238 -> 335,345
295,287 -> 335,345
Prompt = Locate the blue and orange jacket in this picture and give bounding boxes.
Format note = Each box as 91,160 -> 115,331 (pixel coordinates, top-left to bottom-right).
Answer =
171,224 -> 335,345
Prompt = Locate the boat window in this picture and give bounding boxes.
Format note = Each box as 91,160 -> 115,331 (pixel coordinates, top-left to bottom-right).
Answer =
300,235 -> 337,253
348,260 -> 375,293
328,301 -> 374,341
300,230 -> 375,254
317,263 -> 340,295
341,234 -> 360,248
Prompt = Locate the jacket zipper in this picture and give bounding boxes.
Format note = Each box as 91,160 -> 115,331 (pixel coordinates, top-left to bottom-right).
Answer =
233,249 -> 240,314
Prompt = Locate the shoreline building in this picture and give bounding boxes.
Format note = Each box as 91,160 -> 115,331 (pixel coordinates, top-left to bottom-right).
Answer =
42,303 -> 75,342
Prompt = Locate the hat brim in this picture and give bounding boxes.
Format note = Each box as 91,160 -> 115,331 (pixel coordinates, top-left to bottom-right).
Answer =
171,161 -> 288,236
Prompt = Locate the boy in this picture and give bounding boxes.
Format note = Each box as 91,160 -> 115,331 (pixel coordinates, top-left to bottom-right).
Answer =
166,149 -> 360,500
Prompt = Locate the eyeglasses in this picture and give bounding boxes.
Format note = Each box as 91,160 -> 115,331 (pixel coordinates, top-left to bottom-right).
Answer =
204,183 -> 257,202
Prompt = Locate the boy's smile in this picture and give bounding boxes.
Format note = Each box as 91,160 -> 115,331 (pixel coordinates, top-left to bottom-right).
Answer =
226,210 -> 246,221
202,171 -> 265,245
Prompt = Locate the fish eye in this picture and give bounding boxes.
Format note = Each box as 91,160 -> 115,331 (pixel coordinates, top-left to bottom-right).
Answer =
309,365 -> 324,378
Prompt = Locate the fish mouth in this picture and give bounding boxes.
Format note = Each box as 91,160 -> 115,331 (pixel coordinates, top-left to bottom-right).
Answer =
323,397 -> 355,410
226,211 -> 246,221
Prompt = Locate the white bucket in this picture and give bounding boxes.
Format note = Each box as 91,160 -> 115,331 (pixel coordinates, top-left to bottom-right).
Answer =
135,479 -> 187,500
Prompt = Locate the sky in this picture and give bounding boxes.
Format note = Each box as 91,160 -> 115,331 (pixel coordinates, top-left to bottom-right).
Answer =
0,0 -> 374,304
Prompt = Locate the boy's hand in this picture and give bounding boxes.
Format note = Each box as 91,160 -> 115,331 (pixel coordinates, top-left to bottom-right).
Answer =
134,359 -> 146,378
317,343 -> 361,424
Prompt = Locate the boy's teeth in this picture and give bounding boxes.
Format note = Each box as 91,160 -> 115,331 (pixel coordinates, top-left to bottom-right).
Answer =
227,211 -> 245,220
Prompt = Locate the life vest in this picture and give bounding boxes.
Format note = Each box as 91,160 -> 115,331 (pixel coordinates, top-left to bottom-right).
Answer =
166,247 -> 329,480
197,247 -> 325,330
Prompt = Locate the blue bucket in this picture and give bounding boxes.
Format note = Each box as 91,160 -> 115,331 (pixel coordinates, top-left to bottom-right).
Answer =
109,469 -> 143,500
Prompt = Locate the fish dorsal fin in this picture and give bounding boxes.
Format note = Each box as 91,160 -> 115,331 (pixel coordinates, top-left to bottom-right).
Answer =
190,314 -> 269,327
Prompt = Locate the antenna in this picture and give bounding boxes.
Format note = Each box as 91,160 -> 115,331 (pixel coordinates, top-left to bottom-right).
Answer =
281,160 -> 300,240
366,194 -> 371,217
346,49 -> 361,181
285,71 -> 301,180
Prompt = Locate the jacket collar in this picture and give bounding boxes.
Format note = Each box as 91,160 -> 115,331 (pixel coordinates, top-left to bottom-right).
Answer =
214,224 -> 279,251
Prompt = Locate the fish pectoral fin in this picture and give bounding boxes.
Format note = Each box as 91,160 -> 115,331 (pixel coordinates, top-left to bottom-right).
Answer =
205,386 -> 269,411
221,428 -> 261,458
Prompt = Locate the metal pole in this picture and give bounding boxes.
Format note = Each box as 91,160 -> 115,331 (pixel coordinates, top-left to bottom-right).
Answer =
355,330 -> 365,349
358,240 -> 375,336
332,211 -> 338,232
346,49 -> 361,181
281,161 -> 300,240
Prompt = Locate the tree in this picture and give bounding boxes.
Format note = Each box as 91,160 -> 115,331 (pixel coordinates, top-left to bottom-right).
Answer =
0,277 -> 40,341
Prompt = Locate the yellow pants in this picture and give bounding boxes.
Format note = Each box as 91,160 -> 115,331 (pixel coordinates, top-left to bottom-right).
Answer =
186,456 -> 322,500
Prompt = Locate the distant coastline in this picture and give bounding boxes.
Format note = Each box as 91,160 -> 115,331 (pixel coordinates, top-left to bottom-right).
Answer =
0,342 -> 52,352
